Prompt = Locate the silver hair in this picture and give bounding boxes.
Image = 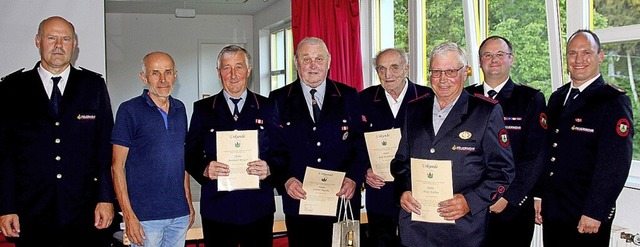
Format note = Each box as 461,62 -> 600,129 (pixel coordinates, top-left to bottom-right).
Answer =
374,48 -> 409,67
216,45 -> 252,69
141,51 -> 175,74
429,42 -> 468,67
295,37 -> 331,58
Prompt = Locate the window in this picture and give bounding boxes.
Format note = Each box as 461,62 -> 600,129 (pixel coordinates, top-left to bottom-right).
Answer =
372,0 -> 410,86
594,0 -> 640,159
486,0 -> 563,97
270,26 -> 295,90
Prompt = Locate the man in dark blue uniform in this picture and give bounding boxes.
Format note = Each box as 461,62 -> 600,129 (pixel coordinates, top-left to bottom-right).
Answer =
536,29 -> 634,247
360,48 -> 432,247
466,36 -> 546,247
0,16 -> 114,246
185,45 -> 275,247
269,37 -> 368,247
391,42 -> 514,247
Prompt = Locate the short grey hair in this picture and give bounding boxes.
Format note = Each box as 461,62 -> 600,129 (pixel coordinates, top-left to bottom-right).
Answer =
217,45 -> 252,69
374,48 -> 409,67
429,42 -> 468,67
141,51 -> 175,74
295,37 -> 331,58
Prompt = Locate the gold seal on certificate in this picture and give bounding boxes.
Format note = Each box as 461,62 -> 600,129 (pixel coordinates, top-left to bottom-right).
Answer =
410,158 -> 454,224
364,128 -> 401,181
299,167 -> 345,216
216,130 -> 260,191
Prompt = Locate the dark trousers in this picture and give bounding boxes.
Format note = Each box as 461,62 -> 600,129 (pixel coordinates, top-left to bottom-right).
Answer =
542,218 -> 613,247
11,223 -> 112,247
483,199 -> 535,247
285,215 -> 337,247
366,212 -> 401,247
202,214 -> 274,247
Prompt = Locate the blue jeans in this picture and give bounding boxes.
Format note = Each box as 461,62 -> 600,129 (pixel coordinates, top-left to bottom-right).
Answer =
131,215 -> 190,247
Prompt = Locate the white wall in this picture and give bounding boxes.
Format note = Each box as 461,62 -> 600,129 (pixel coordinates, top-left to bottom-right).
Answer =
105,13 -> 253,122
252,0 -> 292,96
0,0 -> 105,78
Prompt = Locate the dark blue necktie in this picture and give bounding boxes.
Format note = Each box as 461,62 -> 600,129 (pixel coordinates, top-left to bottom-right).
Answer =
310,89 -> 321,123
230,97 -> 241,121
51,77 -> 62,115
564,88 -> 580,108
487,89 -> 497,99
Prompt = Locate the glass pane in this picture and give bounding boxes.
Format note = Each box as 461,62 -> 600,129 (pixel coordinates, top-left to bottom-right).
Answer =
601,41 -> 640,159
594,0 -> 640,27
286,27 -> 296,84
487,0 -> 564,98
424,0 -> 465,72
271,74 -> 286,90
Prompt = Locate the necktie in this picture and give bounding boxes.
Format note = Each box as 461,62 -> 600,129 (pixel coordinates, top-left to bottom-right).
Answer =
487,89 -> 498,99
51,77 -> 62,115
564,88 -> 580,108
230,97 -> 241,121
310,89 -> 321,123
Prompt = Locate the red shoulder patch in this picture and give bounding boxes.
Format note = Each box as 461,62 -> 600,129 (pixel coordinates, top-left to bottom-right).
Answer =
616,118 -> 631,137
539,113 -> 548,129
498,128 -> 510,147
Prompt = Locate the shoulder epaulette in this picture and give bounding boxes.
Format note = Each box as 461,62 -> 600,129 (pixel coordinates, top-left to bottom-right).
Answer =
472,93 -> 499,104
518,83 -> 541,92
1,68 -> 25,82
605,83 -> 626,93
79,67 -> 104,78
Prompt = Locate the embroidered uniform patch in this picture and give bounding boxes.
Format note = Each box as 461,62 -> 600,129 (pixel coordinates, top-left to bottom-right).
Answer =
539,113 -> 547,129
498,129 -> 510,147
616,118 -> 630,137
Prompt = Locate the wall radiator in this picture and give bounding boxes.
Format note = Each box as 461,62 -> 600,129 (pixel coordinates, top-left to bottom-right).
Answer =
530,224 -> 640,247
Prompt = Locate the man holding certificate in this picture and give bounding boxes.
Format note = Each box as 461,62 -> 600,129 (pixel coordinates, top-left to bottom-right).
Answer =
390,42 -> 515,247
185,45 -> 275,247
359,48 -> 432,247
269,37 -> 368,247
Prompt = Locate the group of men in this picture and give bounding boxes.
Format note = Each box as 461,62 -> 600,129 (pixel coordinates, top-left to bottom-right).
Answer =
0,15 -> 634,247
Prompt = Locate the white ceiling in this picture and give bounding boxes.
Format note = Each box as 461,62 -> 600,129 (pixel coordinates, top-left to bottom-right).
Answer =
105,0 -> 280,15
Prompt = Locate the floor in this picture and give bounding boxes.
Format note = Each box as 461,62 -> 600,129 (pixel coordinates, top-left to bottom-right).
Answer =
0,235 -> 289,247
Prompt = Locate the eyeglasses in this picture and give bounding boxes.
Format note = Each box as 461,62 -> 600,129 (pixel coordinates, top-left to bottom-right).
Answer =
429,66 -> 466,78
480,51 -> 512,60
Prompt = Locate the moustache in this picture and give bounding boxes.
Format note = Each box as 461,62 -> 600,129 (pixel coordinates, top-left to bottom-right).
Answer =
51,48 -> 66,55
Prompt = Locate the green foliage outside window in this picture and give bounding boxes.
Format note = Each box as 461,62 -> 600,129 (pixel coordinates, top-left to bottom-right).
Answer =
392,0 -> 639,159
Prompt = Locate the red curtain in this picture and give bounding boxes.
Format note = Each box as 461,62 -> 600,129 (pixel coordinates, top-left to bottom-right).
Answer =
292,0 -> 364,91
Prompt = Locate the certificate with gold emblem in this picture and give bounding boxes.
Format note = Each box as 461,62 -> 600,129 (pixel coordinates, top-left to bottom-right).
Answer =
410,158 -> 454,223
364,128 -> 401,181
216,130 -> 260,191
299,167 -> 345,216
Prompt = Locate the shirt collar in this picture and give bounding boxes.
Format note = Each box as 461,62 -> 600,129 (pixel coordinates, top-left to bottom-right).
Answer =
571,74 -> 600,92
482,77 -> 509,96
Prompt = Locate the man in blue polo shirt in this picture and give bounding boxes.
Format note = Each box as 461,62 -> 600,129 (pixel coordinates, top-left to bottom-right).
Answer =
111,51 -> 195,247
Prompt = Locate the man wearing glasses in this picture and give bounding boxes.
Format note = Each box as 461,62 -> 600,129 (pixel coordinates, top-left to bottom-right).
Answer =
466,36 -> 547,247
391,42 -> 514,247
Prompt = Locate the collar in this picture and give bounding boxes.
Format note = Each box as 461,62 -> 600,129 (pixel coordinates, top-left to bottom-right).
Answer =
482,77 -> 509,96
384,78 -> 409,103
570,74 -> 601,92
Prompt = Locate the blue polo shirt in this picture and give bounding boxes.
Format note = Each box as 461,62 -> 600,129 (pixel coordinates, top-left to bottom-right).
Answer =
111,90 -> 189,221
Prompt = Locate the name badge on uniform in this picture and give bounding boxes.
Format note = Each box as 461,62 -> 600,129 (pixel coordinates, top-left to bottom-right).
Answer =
77,114 -> 96,120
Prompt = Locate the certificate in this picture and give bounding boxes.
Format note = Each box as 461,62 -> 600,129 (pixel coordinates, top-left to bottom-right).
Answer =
364,128 -> 401,181
299,167 -> 345,216
216,130 -> 259,191
410,158 -> 454,224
